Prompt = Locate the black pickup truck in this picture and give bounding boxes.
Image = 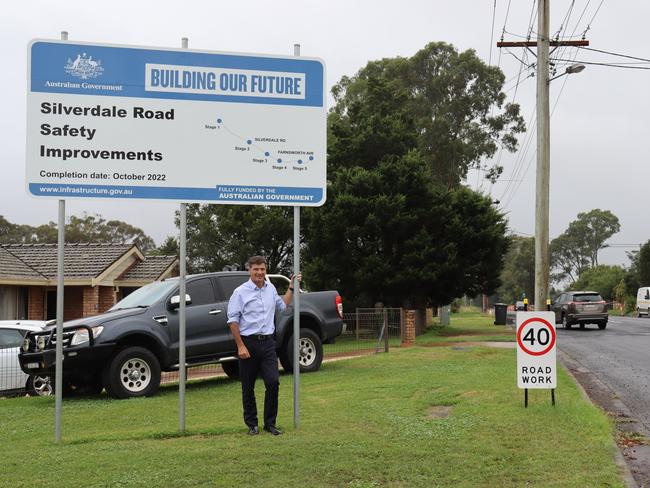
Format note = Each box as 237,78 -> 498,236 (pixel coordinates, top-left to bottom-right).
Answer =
19,272 -> 344,399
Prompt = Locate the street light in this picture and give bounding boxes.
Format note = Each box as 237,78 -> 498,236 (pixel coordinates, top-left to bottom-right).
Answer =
549,63 -> 586,82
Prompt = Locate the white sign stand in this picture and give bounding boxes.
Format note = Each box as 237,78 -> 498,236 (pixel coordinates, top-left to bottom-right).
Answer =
516,310 -> 557,407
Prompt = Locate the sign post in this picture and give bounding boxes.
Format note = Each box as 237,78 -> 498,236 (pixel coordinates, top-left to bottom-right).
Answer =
27,39 -> 326,436
516,311 -> 557,407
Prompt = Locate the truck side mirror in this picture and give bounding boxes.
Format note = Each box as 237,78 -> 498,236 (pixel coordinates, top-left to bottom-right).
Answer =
645,291 -> 649,300
169,294 -> 192,310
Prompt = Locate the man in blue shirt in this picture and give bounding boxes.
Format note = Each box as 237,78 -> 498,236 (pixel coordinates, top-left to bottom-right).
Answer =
227,255 -> 298,436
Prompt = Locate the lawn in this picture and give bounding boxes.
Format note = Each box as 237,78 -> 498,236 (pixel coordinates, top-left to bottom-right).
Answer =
0,310 -> 623,487
418,306 -> 516,344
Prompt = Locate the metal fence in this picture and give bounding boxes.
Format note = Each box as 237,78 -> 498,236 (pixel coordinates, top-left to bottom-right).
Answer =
326,308 -> 404,358
161,308 -> 404,384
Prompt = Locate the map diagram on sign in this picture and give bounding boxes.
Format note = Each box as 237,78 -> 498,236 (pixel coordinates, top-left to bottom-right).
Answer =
205,116 -> 315,173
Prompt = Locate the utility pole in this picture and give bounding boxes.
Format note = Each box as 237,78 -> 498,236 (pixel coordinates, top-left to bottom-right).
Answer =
535,0 -> 550,313
497,2 -> 588,310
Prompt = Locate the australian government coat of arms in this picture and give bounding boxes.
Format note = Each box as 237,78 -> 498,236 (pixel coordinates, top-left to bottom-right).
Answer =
64,53 -> 104,79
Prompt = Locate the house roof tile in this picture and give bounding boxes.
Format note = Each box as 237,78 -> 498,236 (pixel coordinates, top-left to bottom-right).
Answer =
0,243 -> 133,279
119,255 -> 177,281
0,247 -> 47,281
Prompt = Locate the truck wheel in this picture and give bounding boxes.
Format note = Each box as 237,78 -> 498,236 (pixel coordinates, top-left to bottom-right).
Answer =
26,375 -> 53,396
103,346 -> 161,399
598,321 -> 607,330
280,328 -> 323,374
221,360 -> 239,379
562,315 -> 571,329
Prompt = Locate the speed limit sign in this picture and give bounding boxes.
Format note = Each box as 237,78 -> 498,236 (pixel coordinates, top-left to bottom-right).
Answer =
516,311 -> 556,389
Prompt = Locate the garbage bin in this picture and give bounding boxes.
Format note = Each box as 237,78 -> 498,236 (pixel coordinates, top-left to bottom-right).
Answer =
494,303 -> 507,325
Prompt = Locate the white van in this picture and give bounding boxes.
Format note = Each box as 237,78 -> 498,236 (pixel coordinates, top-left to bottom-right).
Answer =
636,287 -> 650,317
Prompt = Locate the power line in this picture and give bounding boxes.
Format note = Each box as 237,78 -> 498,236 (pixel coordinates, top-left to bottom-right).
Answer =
551,0 -> 576,76
578,46 -> 650,63
553,0 -> 575,41
500,0 -> 513,41
581,0 -> 606,37
551,58 -> 650,70
571,0 -> 592,36
480,0 -> 499,193
498,0 -> 605,210
498,0 -> 539,208
500,108 -> 537,206
489,0 -> 497,66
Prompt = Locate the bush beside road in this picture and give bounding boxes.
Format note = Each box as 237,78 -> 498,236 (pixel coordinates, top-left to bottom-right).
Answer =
0,310 -> 624,487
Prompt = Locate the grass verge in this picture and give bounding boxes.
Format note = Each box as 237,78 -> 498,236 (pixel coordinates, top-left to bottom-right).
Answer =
0,313 -> 623,487
418,308 -> 516,344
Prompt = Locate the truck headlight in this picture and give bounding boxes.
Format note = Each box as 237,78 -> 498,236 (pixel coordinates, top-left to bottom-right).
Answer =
22,337 -> 31,352
70,326 -> 104,346
36,336 -> 46,350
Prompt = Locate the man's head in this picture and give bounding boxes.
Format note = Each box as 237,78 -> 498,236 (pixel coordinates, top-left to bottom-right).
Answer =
247,255 -> 267,288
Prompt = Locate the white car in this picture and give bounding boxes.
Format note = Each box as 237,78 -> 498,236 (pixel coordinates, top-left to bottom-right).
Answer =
0,321 -> 52,396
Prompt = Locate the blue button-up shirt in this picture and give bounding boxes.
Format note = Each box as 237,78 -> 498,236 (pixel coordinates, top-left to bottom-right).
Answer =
227,279 -> 286,336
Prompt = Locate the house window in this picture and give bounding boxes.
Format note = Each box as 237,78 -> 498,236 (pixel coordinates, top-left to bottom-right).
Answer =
0,286 -> 28,320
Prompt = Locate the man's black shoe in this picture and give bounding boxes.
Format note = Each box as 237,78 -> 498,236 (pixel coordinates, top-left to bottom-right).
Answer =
263,425 -> 282,436
247,426 -> 259,436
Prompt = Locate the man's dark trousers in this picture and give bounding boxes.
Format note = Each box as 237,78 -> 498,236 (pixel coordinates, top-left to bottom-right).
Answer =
239,335 -> 280,429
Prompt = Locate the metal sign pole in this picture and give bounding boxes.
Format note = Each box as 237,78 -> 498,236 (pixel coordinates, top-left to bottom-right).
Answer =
54,30 -> 67,444
178,37 -> 189,434
179,201 -> 187,431
292,43 -> 301,430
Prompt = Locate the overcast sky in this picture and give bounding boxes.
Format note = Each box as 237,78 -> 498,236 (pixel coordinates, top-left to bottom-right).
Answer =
2,0 -> 648,268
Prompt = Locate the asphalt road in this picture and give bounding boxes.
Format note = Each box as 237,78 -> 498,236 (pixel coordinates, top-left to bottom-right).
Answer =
558,315 -> 650,434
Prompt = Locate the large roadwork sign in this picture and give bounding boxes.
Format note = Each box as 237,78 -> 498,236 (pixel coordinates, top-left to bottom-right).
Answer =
26,40 -> 326,205
516,311 -> 557,389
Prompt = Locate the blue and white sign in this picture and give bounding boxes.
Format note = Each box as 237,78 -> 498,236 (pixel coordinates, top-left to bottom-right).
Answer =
26,40 -> 326,205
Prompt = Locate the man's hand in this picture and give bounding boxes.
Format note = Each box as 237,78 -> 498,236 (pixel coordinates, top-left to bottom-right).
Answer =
289,273 -> 303,288
237,345 -> 250,359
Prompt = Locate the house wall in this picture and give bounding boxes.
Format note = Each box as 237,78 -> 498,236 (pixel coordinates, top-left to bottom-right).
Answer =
98,286 -> 116,313
26,285 -> 118,321
28,286 -> 45,320
65,287 -> 84,320
82,286 -> 99,317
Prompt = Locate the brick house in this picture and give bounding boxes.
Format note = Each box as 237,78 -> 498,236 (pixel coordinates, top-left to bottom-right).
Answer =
0,243 -> 178,321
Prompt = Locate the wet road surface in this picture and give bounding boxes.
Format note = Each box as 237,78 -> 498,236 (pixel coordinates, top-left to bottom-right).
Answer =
557,315 -> 650,486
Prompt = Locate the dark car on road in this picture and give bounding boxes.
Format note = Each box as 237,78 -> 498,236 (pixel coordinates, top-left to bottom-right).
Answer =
551,291 -> 608,330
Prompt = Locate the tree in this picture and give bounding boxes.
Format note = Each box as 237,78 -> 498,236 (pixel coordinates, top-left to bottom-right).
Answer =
497,236 -> 535,305
182,204 -> 293,274
327,42 -> 525,186
300,42 -> 520,307
0,215 -> 39,244
0,213 -> 155,252
638,240 -> 650,286
550,232 -> 590,284
150,236 -> 179,256
570,265 -> 626,301
551,209 -> 620,283
303,152 -> 510,308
